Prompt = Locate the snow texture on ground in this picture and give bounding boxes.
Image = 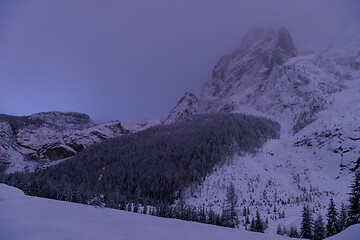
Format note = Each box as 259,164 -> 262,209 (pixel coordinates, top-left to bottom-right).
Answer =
0,184 -> 299,240
1,184 -> 359,239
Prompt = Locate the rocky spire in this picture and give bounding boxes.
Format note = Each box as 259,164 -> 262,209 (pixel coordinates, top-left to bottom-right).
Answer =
164,92 -> 198,124
277,27 -> 297,58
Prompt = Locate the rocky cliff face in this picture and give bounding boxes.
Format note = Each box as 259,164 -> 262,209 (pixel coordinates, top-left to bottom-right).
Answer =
183,28 -> 360,233
169,27 -> 356,133
164,92 -> 198,124
0,112 -> 129,173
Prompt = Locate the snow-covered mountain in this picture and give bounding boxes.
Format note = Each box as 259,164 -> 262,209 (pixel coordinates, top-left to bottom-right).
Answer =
171,28 -> 357,132
0,112 -> 129,173
1,26 -> 359,238
164,27 -> 360,234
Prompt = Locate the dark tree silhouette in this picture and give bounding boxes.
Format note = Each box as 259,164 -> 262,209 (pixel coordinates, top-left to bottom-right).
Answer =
300,205 -> 313,239
348,171 -> 360,225
250,209 -> 264,233
338,203 -> 347,231
326,198 -> 338,237
222,182 -> 239,228
289,226 -> 299,238
313,213 -> 325,240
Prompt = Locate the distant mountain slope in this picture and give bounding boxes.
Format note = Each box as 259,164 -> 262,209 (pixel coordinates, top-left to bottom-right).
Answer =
0,112 -> 129,173
3,114 -> 280,206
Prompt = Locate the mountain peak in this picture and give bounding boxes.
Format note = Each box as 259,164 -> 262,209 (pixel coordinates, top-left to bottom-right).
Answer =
239,27 -> 297,61
205,27 -> 298,101
277,27 -> 297,58
164,92 -> 198,124
239,28 -> 276,49
197,27 -> 347,132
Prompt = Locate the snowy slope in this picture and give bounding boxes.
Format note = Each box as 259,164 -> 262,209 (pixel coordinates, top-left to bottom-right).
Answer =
185,79 -> 360,234
180,28 -> 360,235
0,112 -> 129,173
326,224 -> 360,240
0,184 -> 297,240
121,117 -> 162,133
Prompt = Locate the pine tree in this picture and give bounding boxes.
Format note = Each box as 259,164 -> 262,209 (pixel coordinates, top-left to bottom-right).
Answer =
207,208 -> 215,225
133,185 -> 141,213
348,171 -> 360,225
173,206 -> 181,219
289,226 -> 299,238
127,203 -> 132,212
190,207 -> 198,222
222,182 -> 239,228
215,213 -> 222,226
326,198 -> 338,237
338,203 -> 347,231
142,203 -> 147,214
119,198 -> 126,210
250,218 -> 256,232
150,207 -> 156,216
182,206 -> 190,221
245,214 -> 250,225
254,209 -> 265,233
300,205 -> 313,239
279,210 -> 285,219
282,225 -> 286,236
199,207 -> 207,223
221,208 -> 230,227
166,206 -> 174,218
313,213 -> 325,240
133,202 -> 139,213
277,224 -> 283,235
135,185 -> 142,201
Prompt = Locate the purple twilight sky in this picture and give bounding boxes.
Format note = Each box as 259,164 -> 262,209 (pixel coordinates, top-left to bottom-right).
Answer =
0,0 -> 359,122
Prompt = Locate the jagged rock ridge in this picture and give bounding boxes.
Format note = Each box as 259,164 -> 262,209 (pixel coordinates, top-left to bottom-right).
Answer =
169,27 -> 353,132
164,92 -> 198,124
181,28 -> 360,234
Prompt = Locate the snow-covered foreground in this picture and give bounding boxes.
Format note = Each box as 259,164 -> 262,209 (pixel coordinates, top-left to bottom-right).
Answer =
1,185 -> 359,240
0,184 -> 298,240
0,184 -> 360,240
327,225 -> 360,240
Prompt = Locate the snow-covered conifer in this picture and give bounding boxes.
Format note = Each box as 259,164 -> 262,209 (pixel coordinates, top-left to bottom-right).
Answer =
326,198 -> 338,237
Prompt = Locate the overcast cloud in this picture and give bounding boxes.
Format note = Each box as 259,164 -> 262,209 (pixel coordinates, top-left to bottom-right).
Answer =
0,0 -> 359,122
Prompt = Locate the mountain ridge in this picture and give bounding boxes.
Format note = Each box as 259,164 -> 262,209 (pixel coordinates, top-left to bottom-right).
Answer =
0,111 -> 129,173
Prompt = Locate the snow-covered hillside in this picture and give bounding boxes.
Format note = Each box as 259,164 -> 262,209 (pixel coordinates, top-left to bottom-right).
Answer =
0,112 -> 129,173
0,184 -> 301,240
176,28 -> 360,235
